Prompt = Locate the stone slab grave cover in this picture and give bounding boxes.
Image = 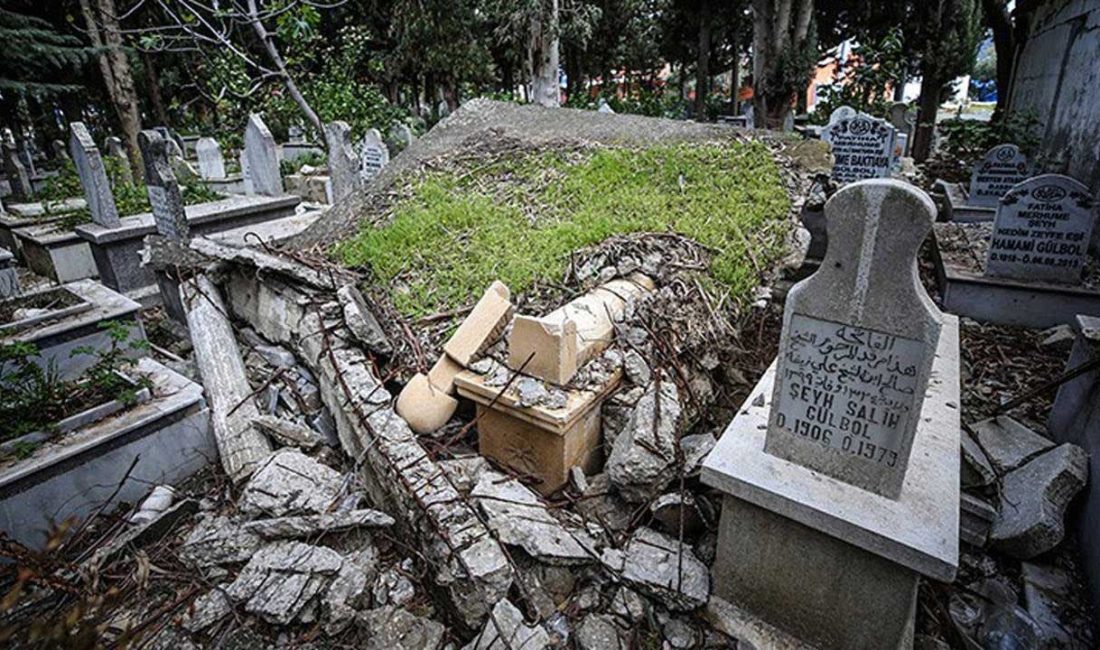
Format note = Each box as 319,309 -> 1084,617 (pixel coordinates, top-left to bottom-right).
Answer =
766,179 -> 942,498
69,122 -> 121,228
985,174 -> 1096,284
358,129 -> 389,183
324,121 -> 359,203
196,137 -> 226,180
244,114 -> 283,196
968,144 -> 1030,208
821,108 -> 898,184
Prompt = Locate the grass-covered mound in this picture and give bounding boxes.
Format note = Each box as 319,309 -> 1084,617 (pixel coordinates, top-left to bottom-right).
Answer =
338,140 -> 790,318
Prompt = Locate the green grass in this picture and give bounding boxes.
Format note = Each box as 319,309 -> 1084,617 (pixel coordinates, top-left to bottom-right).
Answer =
338,141 -> 791,317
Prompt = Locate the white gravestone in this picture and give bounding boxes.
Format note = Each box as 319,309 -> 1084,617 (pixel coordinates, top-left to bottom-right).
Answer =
387,122 -> 414,153
822,110 -> 898,185
967,144 -> 1030,208
244,114 -> 283,196
69,122 -> 121,228
239,150 -> 253,195
358,129 -> 389,183
829,105 -> 857,124
196,137 -> 226,180
985,174 -> 1096,284
597,98 -> 615,114
765,179 -> 942,498
139,130 -> 190,241
323,121 -> 359,203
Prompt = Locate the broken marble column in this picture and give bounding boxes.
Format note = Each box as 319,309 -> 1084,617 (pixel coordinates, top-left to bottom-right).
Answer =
358,128 -> 389,183
244,114 -> 283,196
2,136 -> 32,202
105,136 -> 133,185
324,121 -> 359,203
765,179 -> 943,498
180,274 -> 272,482
195,137 -> 226,180
69,122 -> 121,228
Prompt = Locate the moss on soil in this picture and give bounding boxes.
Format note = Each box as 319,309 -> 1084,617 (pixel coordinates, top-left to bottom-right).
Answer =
338,140 -> 791,318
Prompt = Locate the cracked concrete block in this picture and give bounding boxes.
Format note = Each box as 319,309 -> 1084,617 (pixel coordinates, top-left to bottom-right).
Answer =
244,509 -> 394,540
226,541 -> 343,625
961,428 -> 997,488
358,606 -> 446,650
576,613 -> 628,650
602,526 -> 709,611
239,449 -> 345,517
607,382 -> 682,503
461,599 -> 550,650
180,515 -> 262,567
972,416 -> 1055,474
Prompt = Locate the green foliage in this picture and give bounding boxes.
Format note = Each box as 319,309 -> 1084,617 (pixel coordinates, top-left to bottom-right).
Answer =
339,141 -> 790,317
0,7 -> 88,96
812,29 -> 909,124
0,321 -> 148,444
280,150 -> 328,176
935,112 -> 1042,165
564,86 -> 688,119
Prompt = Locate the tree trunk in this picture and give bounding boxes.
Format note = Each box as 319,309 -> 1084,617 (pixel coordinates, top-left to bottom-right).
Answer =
95,0 -> 143,180
912,68 -> 944,162
981,0 -> 1016,120
694,3 -> 711,120
752,0 -> 814,129
246,0 -> 323,137
730,39 -> 740,113
142,50 -> 169,126
529,0 -> 561,107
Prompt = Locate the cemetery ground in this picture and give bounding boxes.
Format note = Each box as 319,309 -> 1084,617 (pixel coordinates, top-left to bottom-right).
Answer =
0,101 -> 1097,649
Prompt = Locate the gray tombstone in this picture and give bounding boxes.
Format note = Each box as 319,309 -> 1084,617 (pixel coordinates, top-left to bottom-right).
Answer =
357,129 -> 389,183
985,174 -> 1096,284
2,140 -> 32,202
52,139 -> 69,162
386,122 -> 414,153
886,102 -> 914,155
967,144 -> 1030,208
323,121 -> 359,204
139,130 -> 190,241
18,140 -> 36,177
244,114 -> 283,196
153,126 -> 185,158
69,122 -> 121,228
105,136 -> 133,185
195,137 -> 226,180
764,179 -> 943,499
239,150 -> 253,195
821,111 -> 898,184
288,125 -> 305,144
597,98 -> 615,114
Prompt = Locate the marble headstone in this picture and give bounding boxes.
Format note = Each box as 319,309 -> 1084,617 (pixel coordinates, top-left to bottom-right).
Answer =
195,137 -> 226,180
323,121 -> 359,203
829,105 -> 857,124
765,179 -> 943,499
69,122 -> 121,228
105,136 -> 133,185
244,114 -> 283,196
387,122 -> 414,153
2,140 -> 32,202
821,110 -> 898,184
139,130 -> 190,241
967,144 -> 1030,208
239,150 -> 253,195
985,174 -> 1096,284
358,129 -> 389,183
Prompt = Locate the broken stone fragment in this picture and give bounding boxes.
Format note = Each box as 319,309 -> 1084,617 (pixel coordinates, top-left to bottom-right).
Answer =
679,432 -> 717,476
576,473 -> 634,537
324,545 -> 378,635
960,492 -> 997,547
1021,562 -> 1074,646
254,343 -> 297,369
569,466 -> 589,493
576,613 -> 628,650
372,561 -> 416,607
961,428 -> 997,488
438,455 -> 490,495
663,617 -> 699,649
179,515 -> 262,567
516,376 -> 550,407
252,414 -> 324,450
622,349 -> 651,386
226,541 -> 343,625
395,372 -> 458,434
609,586 -> 649,624
649,492 -> 706,536
602,527 -> 709,611
972,416 -> 1055,475
461,599 -> 550,650
244,509 -> 394,540
606,382 -> 683,503
991,443 -> 1088,558
358,606 -> 446,650
471,472 -> 598,565
182,586 -> 232,633
239,449 -> 345,517
336,284 -> 392,357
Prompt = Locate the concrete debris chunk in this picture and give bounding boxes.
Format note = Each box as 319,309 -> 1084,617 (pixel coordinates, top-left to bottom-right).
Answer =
569,466 -> 589,493
972,416 -> 1055,474
471,472 -> 597,565
602,527 -> 709,611
609,587 -> 648,624
961,428 -> 997,488
679,432 -> 717,476
254,343 -> 297,369
337,284 -> 392,357
372,561 -> 416,607
239,449 -> 344,517
324,546 -> 378,635
358,606 -> 446,650
960,493 -> 997,547
622,349 -> 651,386
179,515 -> 262,567
606,382 -> 683,503
663,617 -> 698,649
1021,562 -> 1074,646
244,509 -> 394,540
991,443 -> 1088,558
576,613 -> 627,650
226,541 -> 343,625
438,455 -> 490,495
461,599 -> 550,650
252,415 -> 325,450
183,586 -> 232,633
576,473 -> 634,536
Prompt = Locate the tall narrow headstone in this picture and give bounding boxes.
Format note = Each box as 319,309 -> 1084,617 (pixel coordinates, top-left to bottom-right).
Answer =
323,121 -> 359,203
195,137 -> 226,180
358,129 -> 389,183
984,174 -> 1096,284
765,179 -> 942,498
2,140 -> 32,202
886,102 -> 913,155
967,144 -> 1030,208
244,114 -> 283,196
18,139 -> 36,177
821,109 -> 898,184
69,122 -> 121,228
105,136 -> 133,185
139,130 -> 190,241
51,139 -> 69,162
239,150 -> 253,195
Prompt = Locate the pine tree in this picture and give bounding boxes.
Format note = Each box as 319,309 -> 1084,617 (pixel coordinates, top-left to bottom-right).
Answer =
0,7 -> 88,96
